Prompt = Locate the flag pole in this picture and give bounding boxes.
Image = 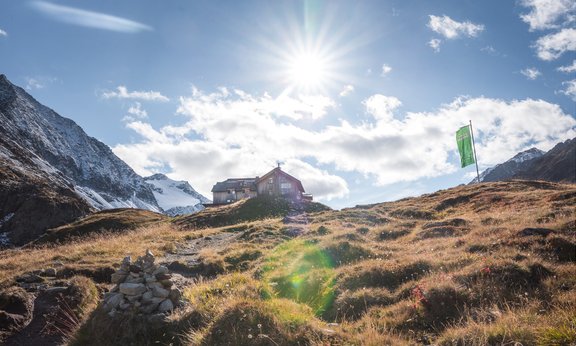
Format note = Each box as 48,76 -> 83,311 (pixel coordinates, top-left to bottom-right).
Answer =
469,120 -> 480,183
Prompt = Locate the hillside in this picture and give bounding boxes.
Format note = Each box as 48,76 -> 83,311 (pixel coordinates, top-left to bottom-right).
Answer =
0,181 -> 574,345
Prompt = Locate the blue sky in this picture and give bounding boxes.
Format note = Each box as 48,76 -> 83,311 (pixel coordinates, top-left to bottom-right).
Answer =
1,0 -> 575,208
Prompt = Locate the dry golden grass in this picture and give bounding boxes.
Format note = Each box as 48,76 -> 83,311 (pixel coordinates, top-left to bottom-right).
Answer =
2,180 -> 574,345
0,223 -> 189,287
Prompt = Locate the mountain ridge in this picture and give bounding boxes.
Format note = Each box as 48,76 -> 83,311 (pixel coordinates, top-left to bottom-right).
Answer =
472,139 -> 574,184
0,75 -> 208,246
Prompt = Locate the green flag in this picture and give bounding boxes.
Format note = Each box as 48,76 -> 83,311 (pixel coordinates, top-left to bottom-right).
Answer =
456,125 -> 475,168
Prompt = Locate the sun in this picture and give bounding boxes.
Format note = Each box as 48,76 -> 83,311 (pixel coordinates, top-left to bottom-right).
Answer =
287,52 -> 328,90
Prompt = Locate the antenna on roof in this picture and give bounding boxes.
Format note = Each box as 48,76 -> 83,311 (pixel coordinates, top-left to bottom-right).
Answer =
276,160 -> 284,169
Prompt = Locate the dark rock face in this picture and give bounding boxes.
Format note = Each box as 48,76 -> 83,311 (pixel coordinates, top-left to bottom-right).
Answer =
476,148 -> 545,183
0,75 -> 160,211
475,139 -> 575,184
0,74 -> 166,245
0,134 -> 93,246
512,138 -> 576,183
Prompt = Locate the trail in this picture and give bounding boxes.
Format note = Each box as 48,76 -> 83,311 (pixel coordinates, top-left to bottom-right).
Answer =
160,202 -> 311,278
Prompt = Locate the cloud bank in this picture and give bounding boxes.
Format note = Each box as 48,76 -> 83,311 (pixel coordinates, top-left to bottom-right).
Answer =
113,87 -> 576,202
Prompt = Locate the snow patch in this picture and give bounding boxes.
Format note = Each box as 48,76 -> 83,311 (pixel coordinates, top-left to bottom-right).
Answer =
144,174 -> 209,216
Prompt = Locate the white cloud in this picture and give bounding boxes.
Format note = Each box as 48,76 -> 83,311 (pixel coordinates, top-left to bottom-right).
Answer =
122,102 -> 148,122
25,78 -> 44,90
520,67 -> 542,80
557,60 -> 576,73
534,28 -> 576,61
30,1 -> 152,33
113,87 -> 576,201
559,79 -> 576,100
520,0 -> 576,31
428,15 -> 484,39
381,64 -> 392,76
339,85 -> 354,97
24,76 -> 58,90
363,94 -> 401,122
102,86 -> 170,102
283,160 -> 349,201
428,38 -> 442,52
0,29 -> 7,37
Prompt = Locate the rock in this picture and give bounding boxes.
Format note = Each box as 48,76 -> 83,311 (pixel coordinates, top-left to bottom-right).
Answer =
144,297 -> 165,306
169,288 -> 182,302
153,266 -> 169,276
143,265 -> 156,274
144,274 -> 157,283
111,273 -> 128,284
110,285 -> 119,293
155,273 -> 172,281
158,299 -> 174,312
142,291 -> 154,302
146,249 -> 154,258
129,265 -> 142,273
41,268 -> 57,277
140,302 -> 160,314
44,286 -> 67,294
160,280 -> 173,288
15,273 -> 44,284
126,294 -> 142,303
119,302 -> 131,310
124,276 -> 144,284
103,293 -> 124,312
147,282 -> 164,290
153,286 -> 170,298
119,283 -> 146,296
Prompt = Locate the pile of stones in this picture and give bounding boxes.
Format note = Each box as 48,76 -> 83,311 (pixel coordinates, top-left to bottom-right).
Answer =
102,249 -> 181,316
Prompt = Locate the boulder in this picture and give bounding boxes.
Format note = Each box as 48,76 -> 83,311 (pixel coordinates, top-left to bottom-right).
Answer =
158,299 -> 174,313
111,273 -> 128,284
119,283 -> 146,296
103,293 -> 124,312
152,286 -> 170,298
153,266 -> 169,276
169,288 -> 182,302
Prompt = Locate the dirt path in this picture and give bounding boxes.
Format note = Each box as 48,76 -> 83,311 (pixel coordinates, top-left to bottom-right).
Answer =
160,204 -> 310,278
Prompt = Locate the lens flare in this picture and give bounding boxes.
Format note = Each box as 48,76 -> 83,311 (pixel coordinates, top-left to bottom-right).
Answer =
262,239 -> 336,315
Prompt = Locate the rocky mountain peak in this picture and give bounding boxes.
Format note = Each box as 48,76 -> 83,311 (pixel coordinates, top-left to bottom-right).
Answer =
0,74 -> 16,106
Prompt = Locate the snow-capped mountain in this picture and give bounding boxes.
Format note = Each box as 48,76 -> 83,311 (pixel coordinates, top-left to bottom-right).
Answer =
144,174 -> 211,216
0,75 -> 208,245
471,141 -> 575,184
471,148 -> 545,183
0,74 -> 161,212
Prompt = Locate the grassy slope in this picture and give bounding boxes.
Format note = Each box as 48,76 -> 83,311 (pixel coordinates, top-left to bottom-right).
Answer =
1,181 -> 575,345
33,208 -> 169,244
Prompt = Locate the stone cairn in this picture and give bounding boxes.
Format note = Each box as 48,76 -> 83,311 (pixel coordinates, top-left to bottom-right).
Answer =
102,249 -> 181,316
